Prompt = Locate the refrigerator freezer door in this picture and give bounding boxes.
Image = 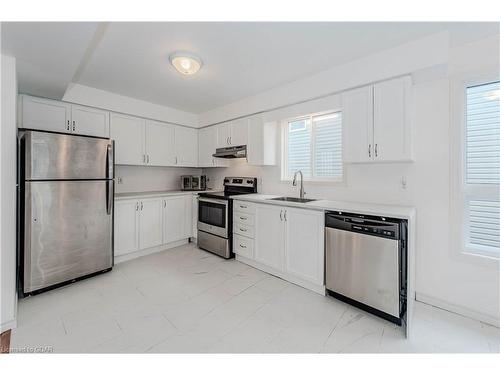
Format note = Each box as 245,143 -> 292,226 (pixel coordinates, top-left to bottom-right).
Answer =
24,180 -> 113,293
22,130 -> 113,180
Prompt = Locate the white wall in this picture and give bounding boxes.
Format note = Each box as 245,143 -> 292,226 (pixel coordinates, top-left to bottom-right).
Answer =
203,34 -> 500,325
0,53 -> 18,332
63,83 -> 199,128
115,165 -> 202,193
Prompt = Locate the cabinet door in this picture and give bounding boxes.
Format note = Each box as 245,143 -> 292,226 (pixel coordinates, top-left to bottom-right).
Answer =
114,199 -> 139,256
110,113 -> 145,165
198,126 -> 217,167
216,123 -> 231,147
342,85 -> 373,163
247,115 -> 277,166
192,195 -> 198,239
175,126 -> 198,167
254,204 -> 285,271
71,105 -> 110,138
373,76 -> 412,162
163,196 -> 185,243
20,95 -> 71,133
183,195 -> 193,238
285,208 -> 324,285
139,198 -> 163,249
146,120 -> 175,166
229,118 -> 248,146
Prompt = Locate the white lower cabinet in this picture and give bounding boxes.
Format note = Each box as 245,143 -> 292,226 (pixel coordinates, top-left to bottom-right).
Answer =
236,200 -> 325,293
284,207 -> 324,285
114,199 -> 140,256
254,204 -> 285,271
138,197 -> 164,250
114,194 -> 193,260
163,195 -> 192,243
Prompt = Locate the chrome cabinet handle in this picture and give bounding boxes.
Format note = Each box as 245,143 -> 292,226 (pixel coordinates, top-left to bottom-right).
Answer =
143,154 -> 146,163
239,244 -> 247,249
140,201 -> 143,210
240,216 -> 247,220
368,144 -> 371,158
239,205 -> 247,209
284,210 -> 287,221
72,120 -> 76,132
175,156 -> 178,164
163,200 -> 166,208
67,120 -> 70,131
280,210 -> 283,221
239,228 -> 247,232
147,154 -> 150,164
136,202 -> 139,211
229,136 -> 232,145
226,137 -> 229,145
375,144 -> 378,157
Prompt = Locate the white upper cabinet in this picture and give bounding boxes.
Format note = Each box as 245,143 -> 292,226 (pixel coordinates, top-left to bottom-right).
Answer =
216,123 -> 231,147
139,197 -> 163,250
19,95 -> 110,138
146,120 -> 175,166
110,113 -> 146,166
254,204 -> 285,271
229,118 -> 248,146
19,95 -> 71,134
343,76 -> 413,163
284,207 -> 324,285
175,126 -> 198,167
343,85 -> 374,163
71,104 -> 110,138
247,115 -> 277,166
198,126 -> 228,167
373,76 -> 412,162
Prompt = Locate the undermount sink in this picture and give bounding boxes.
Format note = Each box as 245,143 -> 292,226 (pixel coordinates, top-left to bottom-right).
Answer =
268,197 -> 317,203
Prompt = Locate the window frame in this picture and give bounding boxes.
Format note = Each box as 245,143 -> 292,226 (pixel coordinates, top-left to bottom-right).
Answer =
281,109 -> 344,183
450,72 -> 500,265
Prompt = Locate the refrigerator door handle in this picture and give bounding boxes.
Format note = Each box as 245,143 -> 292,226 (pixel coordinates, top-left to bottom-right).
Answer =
106,180 -> 113,215
106,142 -> 114,179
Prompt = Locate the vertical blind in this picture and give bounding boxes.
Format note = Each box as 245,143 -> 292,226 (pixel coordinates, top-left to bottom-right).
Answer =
465,81 -> 500,256
285,111 -> 342,179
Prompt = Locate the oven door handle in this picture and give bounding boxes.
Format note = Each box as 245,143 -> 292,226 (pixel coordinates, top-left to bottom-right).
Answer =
198,197 -> 229,206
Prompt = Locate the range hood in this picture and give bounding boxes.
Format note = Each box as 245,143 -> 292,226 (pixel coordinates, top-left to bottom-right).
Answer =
213,145 -> 247,159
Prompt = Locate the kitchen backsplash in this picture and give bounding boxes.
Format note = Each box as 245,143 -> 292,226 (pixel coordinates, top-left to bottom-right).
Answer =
115,165 -> 202,193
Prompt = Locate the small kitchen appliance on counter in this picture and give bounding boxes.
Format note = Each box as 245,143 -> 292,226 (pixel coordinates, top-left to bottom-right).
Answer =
181,175 -> 207,191
197,177 -> 257,258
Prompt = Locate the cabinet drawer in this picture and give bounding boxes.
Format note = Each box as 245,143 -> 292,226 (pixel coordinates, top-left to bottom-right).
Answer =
233,234 -> 254,259
234,212 -> 254,226
233,200 -> 256,214
233,222 -> 255,238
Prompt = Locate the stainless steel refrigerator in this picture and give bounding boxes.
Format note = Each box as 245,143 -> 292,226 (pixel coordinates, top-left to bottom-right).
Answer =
18,130 -> 114,296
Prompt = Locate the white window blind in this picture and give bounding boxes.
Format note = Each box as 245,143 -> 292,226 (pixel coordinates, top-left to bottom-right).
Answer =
464,81 -> 500,257
284,111 -> 342,180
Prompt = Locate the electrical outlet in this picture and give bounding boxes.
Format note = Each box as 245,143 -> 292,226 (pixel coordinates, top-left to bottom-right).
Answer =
117,177 -> 123,184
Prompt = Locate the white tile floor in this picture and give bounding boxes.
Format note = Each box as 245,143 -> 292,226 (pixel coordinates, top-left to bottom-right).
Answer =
11,243 -> 500,353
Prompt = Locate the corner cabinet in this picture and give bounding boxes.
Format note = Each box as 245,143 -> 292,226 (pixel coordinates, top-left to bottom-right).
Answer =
114,194 -> 194,262
19,95 -> 110,138
343,76 -> 413,163
239,201 -> 325,294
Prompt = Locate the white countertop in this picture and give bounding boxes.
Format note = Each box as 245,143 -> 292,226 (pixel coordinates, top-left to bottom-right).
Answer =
115,190 -> 200,200
231,194 -> 415,219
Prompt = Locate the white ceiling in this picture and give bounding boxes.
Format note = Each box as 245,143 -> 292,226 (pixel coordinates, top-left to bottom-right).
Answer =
2,22 -> 499,113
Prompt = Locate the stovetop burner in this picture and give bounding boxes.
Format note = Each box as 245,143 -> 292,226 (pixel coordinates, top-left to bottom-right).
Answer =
198,177 -> 257,200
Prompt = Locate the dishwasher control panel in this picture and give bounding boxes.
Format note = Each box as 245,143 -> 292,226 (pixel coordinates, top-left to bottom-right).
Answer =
325,211 -> 401,240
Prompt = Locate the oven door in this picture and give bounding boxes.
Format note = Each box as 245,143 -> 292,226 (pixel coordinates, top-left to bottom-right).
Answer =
198,198 -> 228,238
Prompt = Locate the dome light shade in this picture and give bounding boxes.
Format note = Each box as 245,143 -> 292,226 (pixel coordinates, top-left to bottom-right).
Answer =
169,52 -> 202,75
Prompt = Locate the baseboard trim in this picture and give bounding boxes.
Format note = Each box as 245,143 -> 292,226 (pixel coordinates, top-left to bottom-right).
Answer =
115,239 -> 189,264
416,292 -> 500,328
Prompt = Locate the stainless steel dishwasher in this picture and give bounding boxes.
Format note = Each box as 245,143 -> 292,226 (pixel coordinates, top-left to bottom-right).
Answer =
325,211 -> 407,325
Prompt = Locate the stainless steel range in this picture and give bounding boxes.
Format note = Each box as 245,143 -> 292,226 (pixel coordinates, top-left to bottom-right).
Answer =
197,177 -> 257,258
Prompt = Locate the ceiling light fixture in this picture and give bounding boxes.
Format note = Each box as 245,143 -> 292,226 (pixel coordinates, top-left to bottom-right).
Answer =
169,52 -> 202,76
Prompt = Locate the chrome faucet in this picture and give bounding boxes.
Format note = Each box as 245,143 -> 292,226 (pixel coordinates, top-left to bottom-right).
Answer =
292,170 -> 305,199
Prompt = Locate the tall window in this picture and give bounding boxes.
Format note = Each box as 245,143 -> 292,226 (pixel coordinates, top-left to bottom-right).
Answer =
282,111 -> 342,181
464,81 -> 500,258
